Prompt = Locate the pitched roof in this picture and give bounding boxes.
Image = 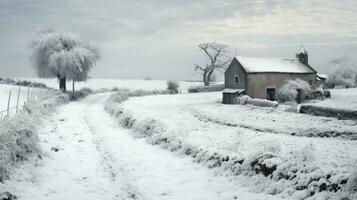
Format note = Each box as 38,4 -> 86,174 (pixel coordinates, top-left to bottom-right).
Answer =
235,56 -> 315,74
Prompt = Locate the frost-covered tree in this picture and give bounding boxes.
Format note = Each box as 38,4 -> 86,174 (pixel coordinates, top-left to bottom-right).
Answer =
326,57 -> 357,88
29,29 -> 100,92
194,42 -> 231,86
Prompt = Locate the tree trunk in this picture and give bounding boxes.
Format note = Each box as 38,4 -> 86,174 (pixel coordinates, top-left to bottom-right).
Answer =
71,80 -> 75,99
206,69 -> 214,86
59,77 -> 66,93
203,71 -> 208,86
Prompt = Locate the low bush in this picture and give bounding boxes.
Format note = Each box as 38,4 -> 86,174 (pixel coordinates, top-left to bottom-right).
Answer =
0,77 -> 48,89
277,79 -> 313,102
167,80 -> 179,94
69,87 -> 93,100
188,84 -> 224,93
0,92 -> 69,181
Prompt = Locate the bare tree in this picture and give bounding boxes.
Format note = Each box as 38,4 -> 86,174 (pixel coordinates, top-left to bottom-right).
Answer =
29,29 -> 100,92
194,42 -> 231,86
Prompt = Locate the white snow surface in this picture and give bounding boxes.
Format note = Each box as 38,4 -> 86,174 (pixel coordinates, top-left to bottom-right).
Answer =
121,92 -> 357,174
236,56 -> 314,73
1,93 -> 280,200
304,88 -> 357,110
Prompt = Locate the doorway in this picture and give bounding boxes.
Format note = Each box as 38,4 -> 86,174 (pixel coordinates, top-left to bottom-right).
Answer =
266,88 -> 276,101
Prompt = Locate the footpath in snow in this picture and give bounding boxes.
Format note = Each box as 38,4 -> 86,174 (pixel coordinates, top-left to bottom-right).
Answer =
2,93 -> 280,200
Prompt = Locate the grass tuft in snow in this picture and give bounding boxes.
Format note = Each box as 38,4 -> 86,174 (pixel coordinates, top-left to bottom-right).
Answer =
0,92 -> 69,182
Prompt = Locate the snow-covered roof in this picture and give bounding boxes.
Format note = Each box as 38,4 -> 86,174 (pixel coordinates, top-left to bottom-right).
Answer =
222,88 -> 245,94
235,56 -> 315,74
317,73 -> 327,79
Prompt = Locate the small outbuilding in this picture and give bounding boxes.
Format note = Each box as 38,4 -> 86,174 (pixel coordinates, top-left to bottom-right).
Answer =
223,48 -> 321,103
222,88 -> 245,104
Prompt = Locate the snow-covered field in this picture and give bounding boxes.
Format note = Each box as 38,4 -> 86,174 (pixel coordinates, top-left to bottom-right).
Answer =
121,92 -> 357,171
117,91 -> 357,198
16,77 -> 203,92
304,88 -> 357,110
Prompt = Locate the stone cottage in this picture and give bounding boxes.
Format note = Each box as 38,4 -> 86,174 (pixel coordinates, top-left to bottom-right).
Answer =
223,48 -> 320,104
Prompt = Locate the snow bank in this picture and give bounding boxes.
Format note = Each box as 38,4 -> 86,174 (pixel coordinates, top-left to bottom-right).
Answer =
300,105 -> 357,121
246,98 -> 278,107
104,91 -> 357,199
0,92 -> 69,181
237,96 -> 278,107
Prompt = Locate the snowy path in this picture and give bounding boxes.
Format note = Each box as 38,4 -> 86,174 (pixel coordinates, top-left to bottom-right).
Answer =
3,93 -> 280,200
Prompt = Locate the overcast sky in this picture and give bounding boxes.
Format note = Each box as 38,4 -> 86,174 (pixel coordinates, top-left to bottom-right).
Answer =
0,0 -> 357,80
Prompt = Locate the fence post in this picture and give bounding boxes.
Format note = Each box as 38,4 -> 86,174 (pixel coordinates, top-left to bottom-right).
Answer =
27,86 -> 30,102
7,91 -> 12,116
16,86 -> 21,113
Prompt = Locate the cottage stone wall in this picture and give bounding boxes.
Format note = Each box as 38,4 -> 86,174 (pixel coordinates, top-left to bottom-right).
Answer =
225,59 -> 247,89
246,73 -> 317,99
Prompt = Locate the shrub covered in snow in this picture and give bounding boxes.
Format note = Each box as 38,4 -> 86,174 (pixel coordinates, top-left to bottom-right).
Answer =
188,84 -> 224,93
0,77 -> 48,89
167,80 -> 179,94
0,92 -> 69,181
326,58 -> 357,88
277,79 -> 313,102
69,87 -> 93,100
129,89 -> 169,97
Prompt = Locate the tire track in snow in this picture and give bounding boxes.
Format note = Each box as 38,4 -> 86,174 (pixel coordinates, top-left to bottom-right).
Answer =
82,93 -> 283,200
84,115 -> 145,200
186,106 -> 357,140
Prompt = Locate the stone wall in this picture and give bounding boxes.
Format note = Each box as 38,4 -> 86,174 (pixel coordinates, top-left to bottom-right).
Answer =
246,73 -> 317,99
224,59 -> 247,89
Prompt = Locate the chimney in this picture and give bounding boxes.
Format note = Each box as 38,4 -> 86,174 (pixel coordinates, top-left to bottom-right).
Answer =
296,46 -> 308,65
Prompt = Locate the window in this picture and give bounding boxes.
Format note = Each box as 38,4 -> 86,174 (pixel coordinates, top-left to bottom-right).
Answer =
235,76 -> 239,83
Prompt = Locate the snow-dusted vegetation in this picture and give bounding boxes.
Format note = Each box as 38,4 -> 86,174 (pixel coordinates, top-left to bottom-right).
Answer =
277,79 -> 313,102
29,29 -> 100,92
0,90 -> 69,182
105,90 -> 357,199
188,83 -> 224,93
327,58 -> 357,88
